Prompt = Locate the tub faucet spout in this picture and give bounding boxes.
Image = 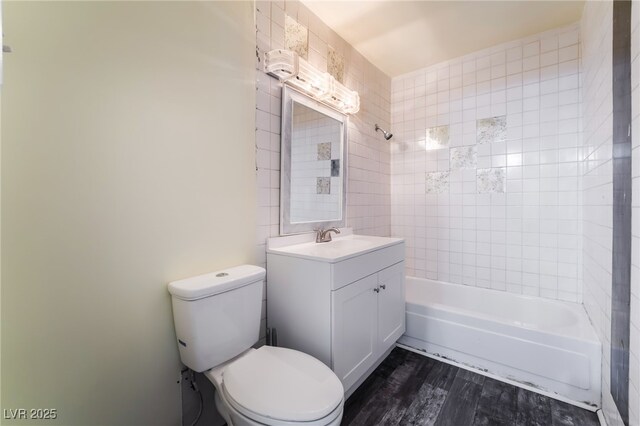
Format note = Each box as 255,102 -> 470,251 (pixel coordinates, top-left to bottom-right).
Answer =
316,227 -> 340,243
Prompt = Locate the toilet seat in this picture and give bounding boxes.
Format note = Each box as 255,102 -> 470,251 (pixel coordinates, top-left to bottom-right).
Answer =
221,346 -> 344,424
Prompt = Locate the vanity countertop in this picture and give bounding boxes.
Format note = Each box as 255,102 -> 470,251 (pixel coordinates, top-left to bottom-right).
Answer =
267,229 -> 404,263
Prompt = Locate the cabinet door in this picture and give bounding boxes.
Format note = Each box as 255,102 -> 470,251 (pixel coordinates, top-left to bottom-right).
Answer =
377,262 -> 405,354
331,273 -> 378,392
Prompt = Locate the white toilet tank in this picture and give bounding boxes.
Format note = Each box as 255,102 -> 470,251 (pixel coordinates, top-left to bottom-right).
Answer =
168,265 -> 265,372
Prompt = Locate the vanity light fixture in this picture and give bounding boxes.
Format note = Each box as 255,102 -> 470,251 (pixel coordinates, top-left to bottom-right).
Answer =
264,49 -> 360,115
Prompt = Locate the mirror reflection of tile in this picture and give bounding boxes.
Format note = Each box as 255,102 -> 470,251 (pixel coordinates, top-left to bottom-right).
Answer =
289,98 -> 342,223
316,177 -> 331,194
317,142 -> 331,160
331,159 -> 340,177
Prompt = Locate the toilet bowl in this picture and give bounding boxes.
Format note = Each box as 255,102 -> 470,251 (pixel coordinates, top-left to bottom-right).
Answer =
205,346 -> 344,426
168,265 -> 344,426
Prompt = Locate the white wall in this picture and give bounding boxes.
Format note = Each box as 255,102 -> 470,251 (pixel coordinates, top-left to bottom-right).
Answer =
390,24 -> 583,302
1,2 -> 256,424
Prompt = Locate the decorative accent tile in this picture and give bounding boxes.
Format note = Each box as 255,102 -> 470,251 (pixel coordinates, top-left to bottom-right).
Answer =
477,168 -> 506,193
331,159 -> 340,177
328,46 -> 345,83
317,142 -> 331,160
450,146 -> 477,169
425,125 -> 449,150
285,15 -> 308,60
425,171 -> 450,194
316,177 -> 330,194
477,116 -> 507,144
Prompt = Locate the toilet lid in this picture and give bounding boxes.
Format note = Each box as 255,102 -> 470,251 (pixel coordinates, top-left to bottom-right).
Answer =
222,346 -> 344,423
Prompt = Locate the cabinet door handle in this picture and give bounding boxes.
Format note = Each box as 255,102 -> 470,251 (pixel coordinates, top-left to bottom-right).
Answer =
373,287 -> 380,293
380,284 -> 386,290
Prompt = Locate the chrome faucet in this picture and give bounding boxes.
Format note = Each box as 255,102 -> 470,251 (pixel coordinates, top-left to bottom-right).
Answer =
315,227 -> 340,243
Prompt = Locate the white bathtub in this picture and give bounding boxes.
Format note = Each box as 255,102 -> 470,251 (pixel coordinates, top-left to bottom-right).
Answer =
397,277 -> 602,406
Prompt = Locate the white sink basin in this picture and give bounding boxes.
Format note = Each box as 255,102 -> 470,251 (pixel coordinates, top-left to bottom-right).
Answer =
267,232 -> 403,263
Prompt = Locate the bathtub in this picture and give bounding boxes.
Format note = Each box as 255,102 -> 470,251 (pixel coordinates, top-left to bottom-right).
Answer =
397,277 -> 601,406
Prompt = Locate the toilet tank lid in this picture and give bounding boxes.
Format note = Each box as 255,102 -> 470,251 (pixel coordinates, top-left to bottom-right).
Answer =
168,265 -> 265,301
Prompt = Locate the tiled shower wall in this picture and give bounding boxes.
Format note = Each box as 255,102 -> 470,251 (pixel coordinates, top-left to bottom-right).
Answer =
581,1 -> 620,423
581,0 -> 614,397
290,107 -> 341,222
582,0 -> 640,424
390,24 -> 583,302
254,1 -> 392,339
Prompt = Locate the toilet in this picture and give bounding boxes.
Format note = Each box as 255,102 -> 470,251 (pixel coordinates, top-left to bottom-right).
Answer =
168,265 -> 344,426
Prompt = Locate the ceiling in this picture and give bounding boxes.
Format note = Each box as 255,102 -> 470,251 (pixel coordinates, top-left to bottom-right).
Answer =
302,1 -> 585,77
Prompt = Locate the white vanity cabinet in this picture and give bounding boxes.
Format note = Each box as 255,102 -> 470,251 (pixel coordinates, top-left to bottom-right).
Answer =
331,261 -> 405,392
266,233 -> 405,396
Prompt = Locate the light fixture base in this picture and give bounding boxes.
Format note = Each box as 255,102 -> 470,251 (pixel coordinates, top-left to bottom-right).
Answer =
264,49 -> 360,115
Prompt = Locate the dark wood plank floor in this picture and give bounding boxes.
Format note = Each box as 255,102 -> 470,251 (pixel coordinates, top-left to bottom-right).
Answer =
342,347 -> 600,426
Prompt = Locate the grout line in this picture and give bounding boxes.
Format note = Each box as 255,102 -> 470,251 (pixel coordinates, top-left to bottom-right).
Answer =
396,343 -> 600,413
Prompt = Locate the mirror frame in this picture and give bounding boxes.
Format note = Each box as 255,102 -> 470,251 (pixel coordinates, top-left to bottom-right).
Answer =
280,85 -> 348,235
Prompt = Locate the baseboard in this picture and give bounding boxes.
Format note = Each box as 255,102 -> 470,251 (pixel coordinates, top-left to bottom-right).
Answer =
396,343 -> 600,413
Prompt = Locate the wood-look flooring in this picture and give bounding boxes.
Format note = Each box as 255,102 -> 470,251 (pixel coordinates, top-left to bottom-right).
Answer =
342,347 -> 600,426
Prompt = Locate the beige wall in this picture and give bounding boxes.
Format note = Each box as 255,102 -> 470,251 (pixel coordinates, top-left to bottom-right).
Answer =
1,2 -> 256,424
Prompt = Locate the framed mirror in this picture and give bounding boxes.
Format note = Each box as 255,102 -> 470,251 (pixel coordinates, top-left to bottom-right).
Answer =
280,86 -> 347,235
